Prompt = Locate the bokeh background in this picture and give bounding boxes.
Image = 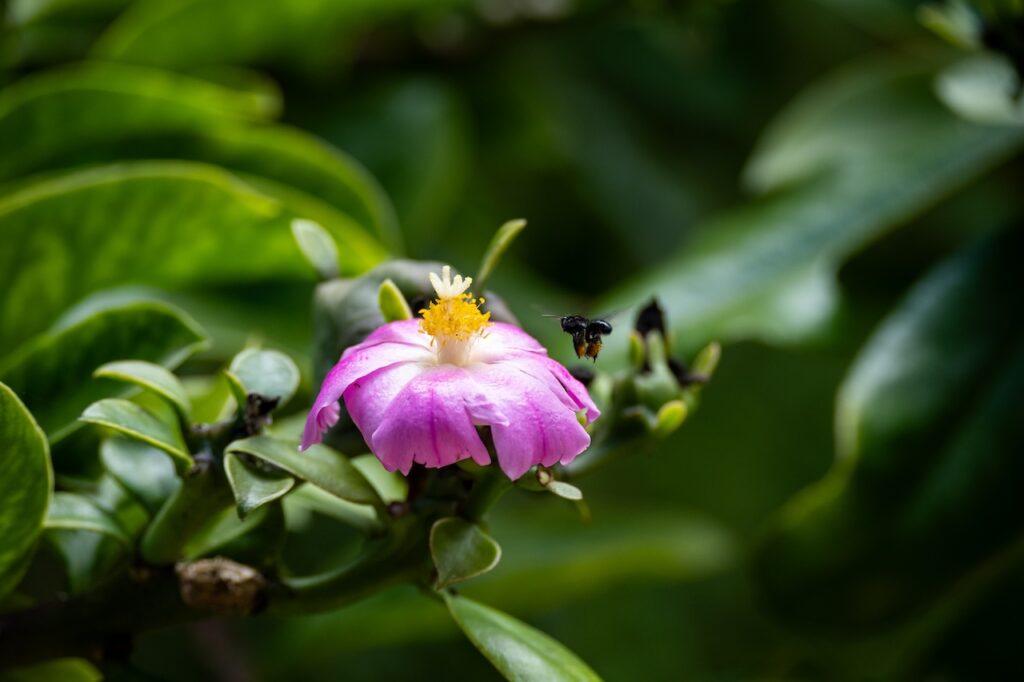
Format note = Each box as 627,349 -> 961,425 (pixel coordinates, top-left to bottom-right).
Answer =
2,0 -> 1023,680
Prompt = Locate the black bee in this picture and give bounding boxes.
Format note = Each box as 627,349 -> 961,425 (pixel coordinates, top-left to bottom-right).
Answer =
555,314 -> 614,361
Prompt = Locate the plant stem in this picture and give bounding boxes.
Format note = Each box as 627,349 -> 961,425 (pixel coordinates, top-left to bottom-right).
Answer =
460,469 -> 513,521
140,450 -> 234,565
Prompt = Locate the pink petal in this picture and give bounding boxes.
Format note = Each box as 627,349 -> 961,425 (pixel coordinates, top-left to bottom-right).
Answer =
503,351 -> 601,423
357,319 -> 432,350
343,362 -> 424,449
369,367 -> 501,474
301,332 -> 432,450
470,364 -> 591,479
474,322 -> 548,359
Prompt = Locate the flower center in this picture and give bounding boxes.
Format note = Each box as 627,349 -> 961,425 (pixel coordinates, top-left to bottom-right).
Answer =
420,266 -> 491,365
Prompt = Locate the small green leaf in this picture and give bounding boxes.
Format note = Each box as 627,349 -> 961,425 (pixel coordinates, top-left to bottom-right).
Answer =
430,517 -> 502,589
99,437 -> 179,514
351,454 -> 408,504
226,435 -> 381,507
94,360 -> 191,420
0,300 -> 206,442
185,503 -> 286,565
0,658 -> 102,682
0,382 -> 52,600
45,492 -> 130,546
80,398 -> 190,468
476,219 -> 527,290
227,348 -> 300,408
445,592 -> 602,682
291,218 -> 340,280
690,341 -> 721,377
378,278 -> 413,322
282,484 -> 382,535
225,452 -> 295,518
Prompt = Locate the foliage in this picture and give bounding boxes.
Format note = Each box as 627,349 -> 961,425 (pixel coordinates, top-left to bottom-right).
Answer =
1,0 -> 1023,680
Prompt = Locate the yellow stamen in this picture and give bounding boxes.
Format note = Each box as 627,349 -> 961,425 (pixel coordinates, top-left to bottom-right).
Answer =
419,267 -> 491,365
420,294 -> 491,343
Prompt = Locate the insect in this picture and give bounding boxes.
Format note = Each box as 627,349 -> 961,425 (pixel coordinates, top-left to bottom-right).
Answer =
549,314 -> 614,361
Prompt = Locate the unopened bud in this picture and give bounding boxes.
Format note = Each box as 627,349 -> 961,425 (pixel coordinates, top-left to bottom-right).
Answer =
653,400 -> 688,439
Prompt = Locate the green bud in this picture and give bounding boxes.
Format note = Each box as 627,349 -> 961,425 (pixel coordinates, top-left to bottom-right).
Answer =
377,278 -> 413,322
628,330 -> 646,371
653,400 -> 688,439
645,330 -> 669,367
691,341 -> 721,378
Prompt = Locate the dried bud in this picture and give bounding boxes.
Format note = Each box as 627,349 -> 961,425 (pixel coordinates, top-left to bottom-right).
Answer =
176,558 -> 268,616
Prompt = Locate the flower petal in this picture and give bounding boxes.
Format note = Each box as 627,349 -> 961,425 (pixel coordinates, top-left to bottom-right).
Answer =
474,322 -> 548,358
370,367 -> 496,474
471,364 -> 591,479
354,318 -> 432,351
301,333 -> 432,450
343,361 -> 423,450
504,352 -> 600,423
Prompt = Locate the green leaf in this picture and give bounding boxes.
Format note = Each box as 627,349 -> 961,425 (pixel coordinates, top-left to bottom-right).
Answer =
0,382 -> 52,599
100,437 -> 180,515
430,517 -> 502,589
601,56 -> 1024,355
0,300 -> 205,441
0,62 -> 398,248
445,592 -> 602,682
0,61 -> 277,182
753,229 -> 1024,629
282,483 -> 382,535
80,398 -> 190,468
476,219 -> 527,290
44,492 -> 130,545
0,161 -> 384,356
94,360 -> 191,420
377,278 -> 413,322
184,503 -> 286,566
351,454 -> 408,504
291,218 -> 340,280
0,658 -> 102,682
226,348 -> 300,408
225,452 -> 295,518
226,435 -> 381,508
92,0 -> 462,70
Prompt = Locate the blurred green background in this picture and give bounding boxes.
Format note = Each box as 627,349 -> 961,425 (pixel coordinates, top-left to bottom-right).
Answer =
2,0 -> 1024,679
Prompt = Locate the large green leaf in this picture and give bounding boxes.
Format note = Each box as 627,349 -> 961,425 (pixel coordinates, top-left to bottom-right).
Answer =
753,229 -> 1024,629
0,382 -> 52,599
445,592 -> 602,682
602,56 -> 1024,355
431,517 -> 502,589
0,161 -> 385,356
225,435 -> 381,508
92,0 -> 461,70
0,61 -> 277,183
80,398 -> 190,467
0,301 -> 205,441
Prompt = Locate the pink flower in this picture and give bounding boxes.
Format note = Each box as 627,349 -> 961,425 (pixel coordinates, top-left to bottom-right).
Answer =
301,266 -> 599,479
